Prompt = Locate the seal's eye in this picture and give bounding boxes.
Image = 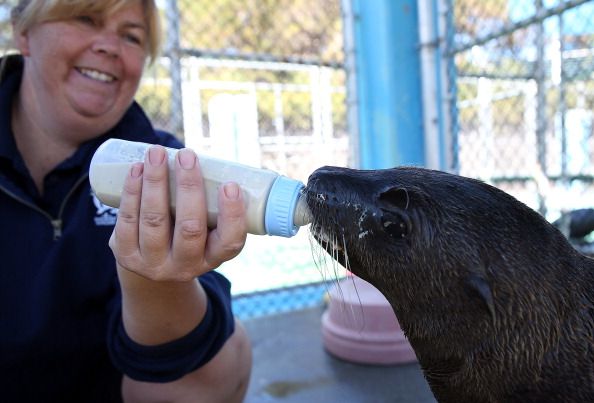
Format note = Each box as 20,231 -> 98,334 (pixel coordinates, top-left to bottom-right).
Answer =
381,211 -> 410,239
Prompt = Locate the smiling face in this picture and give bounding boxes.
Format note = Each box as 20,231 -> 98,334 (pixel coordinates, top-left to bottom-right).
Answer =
14,1 -> 149,142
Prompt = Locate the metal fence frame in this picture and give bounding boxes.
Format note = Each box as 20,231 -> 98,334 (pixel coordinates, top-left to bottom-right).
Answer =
443,0 -> 594,219
2,1 -> 593,317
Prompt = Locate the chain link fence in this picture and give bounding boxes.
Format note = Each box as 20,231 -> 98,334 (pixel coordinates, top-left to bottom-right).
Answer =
449,0 -> 594,225
2,1 -> 594,317
141,0 -> 347,316
140,0 -> 347,184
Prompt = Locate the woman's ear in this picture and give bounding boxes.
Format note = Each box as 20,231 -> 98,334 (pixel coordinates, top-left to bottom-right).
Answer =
12,25 -> 31,56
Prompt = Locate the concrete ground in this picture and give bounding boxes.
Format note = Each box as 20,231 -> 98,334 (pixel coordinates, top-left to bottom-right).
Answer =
242,305 -> 437,403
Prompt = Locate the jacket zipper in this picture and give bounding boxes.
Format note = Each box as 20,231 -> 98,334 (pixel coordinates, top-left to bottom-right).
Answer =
0,173 -> 89,240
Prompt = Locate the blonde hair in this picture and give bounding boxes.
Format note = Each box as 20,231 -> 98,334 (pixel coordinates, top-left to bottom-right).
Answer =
11,0 -> 161,62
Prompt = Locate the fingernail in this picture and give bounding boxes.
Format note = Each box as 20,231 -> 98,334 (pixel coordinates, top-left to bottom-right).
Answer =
178,148 -> 196,170
224,182 -> 240,200
148,146 -> 165,166
130,162 -> 143,178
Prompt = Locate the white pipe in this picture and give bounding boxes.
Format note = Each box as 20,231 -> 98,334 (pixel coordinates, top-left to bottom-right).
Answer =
340,0 -> 360,168
164,0 -> 184,137
417,0 -> 441,170
437,0 -> 455,172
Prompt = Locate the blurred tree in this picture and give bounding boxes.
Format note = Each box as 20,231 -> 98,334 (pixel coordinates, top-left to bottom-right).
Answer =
174,0 -> 343,62
455,0 -> 509,39
140,0 -> 346,142
0,3 -> 13,50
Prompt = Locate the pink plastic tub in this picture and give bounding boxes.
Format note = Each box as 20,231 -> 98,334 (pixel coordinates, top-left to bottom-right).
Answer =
321,276 -> 417,365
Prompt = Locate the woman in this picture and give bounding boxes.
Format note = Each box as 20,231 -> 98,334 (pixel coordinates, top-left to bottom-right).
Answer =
0,1 -> 252,402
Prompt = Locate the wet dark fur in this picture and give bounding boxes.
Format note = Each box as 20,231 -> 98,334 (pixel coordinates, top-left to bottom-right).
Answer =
305,166 -> 594,403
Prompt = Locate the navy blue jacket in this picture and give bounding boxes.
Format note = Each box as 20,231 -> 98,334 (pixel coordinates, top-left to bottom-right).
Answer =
0,56 -> 235,402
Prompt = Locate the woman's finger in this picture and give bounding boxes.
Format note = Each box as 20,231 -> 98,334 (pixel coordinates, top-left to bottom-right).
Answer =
109,162 -> 143,268
203,182 -> 247,269
138,145 -> 172,264
171,149 -> 208,277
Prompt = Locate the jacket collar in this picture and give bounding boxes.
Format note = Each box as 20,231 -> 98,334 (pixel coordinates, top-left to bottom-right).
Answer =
0,55 -> 23,164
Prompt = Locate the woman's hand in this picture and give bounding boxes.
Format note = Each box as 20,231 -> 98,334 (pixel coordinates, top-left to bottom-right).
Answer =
109,145 -> 247,282
108,145 -> 252,401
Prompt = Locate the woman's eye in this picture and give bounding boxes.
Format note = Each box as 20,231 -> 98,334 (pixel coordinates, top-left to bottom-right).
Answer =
125,34 -> 141,45
76,15 -> 96,25
123,32 -> 144,46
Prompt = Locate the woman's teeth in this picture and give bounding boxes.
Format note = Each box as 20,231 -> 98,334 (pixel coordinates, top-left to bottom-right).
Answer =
78,68 -> 115,83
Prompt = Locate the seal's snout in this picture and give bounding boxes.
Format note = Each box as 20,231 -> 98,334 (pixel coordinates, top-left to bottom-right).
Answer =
305,166 -> 351,212
305,166 -> 371,254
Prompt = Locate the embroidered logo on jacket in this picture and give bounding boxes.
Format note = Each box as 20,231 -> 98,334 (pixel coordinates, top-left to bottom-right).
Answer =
91,191 -> 118,226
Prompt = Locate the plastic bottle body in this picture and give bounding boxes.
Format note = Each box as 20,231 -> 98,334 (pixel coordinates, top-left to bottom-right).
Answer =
89,139 -> 310,237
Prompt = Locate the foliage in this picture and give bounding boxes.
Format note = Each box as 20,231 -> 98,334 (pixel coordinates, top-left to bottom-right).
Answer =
140,0 -> 345,140
174,0 -> 343,62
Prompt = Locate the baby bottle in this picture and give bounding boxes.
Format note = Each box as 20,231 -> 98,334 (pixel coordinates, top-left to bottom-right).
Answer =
89,139 -> 311,237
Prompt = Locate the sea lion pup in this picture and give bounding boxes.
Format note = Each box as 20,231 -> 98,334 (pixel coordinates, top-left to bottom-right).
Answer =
304,166 -> 594,403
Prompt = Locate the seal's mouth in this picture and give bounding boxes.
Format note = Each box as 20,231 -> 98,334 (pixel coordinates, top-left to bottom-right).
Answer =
304,194 -> 350,272
308,223 -> 353,280
311,224 -> 344,252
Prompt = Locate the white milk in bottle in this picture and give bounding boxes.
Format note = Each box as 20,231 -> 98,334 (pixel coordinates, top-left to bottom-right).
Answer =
89,139 -> 311,237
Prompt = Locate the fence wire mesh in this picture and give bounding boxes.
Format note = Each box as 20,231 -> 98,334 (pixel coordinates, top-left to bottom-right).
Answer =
450,0 -> 594,223
142,0 -> 348,313
2,1 -> 594,317
139,0 -> 348,185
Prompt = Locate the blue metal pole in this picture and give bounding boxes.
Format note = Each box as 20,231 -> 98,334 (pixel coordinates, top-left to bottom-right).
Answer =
352,0 -> 425,169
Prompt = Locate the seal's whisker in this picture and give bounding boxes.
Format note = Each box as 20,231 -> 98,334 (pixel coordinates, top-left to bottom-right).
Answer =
330,232 -> 346,303
306,215 -> 362,326
332,233 -> 341,279
308,228 -> 330,281
340,234 -> 366,332
307,223 -> 346,307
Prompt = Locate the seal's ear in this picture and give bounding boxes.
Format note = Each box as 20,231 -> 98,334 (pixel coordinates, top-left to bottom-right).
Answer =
464,272 -> 496,324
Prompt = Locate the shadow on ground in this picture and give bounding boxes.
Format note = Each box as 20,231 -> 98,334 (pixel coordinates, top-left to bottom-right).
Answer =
243,306 -> 437,403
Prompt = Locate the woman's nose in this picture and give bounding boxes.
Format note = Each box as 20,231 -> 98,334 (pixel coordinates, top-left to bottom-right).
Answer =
91,32 -> 121,57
